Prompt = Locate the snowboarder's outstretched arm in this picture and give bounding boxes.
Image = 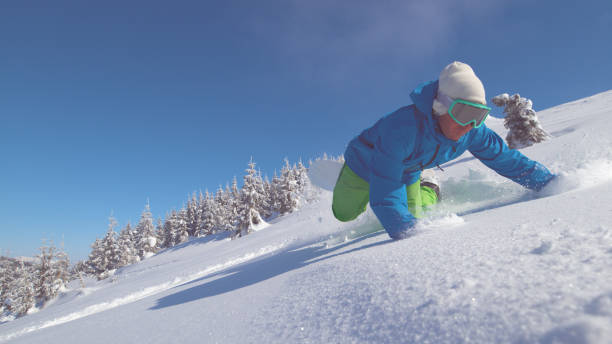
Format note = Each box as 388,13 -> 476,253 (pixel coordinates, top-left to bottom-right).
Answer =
468,125 -> 555,191
368,126 -> 418,240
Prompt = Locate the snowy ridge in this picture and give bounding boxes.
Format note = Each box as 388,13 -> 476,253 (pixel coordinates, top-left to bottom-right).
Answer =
0,242 -> 289,342
1,90 -> 612,343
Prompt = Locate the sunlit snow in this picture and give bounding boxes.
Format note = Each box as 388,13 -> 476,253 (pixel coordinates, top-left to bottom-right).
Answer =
2,91 -> 612,344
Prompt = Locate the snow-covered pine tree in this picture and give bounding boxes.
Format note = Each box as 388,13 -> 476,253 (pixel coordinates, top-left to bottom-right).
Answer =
101,218 -> 122,271
197,191 -> 216,236
155,218 -> 165,250
294,159 -> 309,193
175,208 -> 190,244
235,158 -> 268,238
491,93 -> 550,149
0,262 -> 10,314
86,238 -> 105,276
230,176 -> 240,200
194,191 -> 207,237
262,175 -> 274,218
254,167 -> 271,219
210,186 -> 224,234
6,261 -> 36,317
33,242 -> 70,304
70,260 -> 88,288
225,184 -> 238,231
134,202 -> 158,259
226,178 -> 241,232
87,217 -> 121,279
117,222 -> 138,266
269,171 -> 283,215
186,192 -> 203,237
279,158 -> 299,215
162,210 -> 179,248
54,247 -> 70,285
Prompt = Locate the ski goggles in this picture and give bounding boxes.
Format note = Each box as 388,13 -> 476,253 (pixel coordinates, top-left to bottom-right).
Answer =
436,92 -> 491,128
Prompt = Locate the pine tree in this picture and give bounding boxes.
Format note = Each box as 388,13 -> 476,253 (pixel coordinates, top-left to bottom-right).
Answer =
198,191 -> 216,236
6,261 -> 36,317
295,159 -> 309,193
117,222 -> 138,267
230,176 -> 240,200
262,174 -> 273,218
224,186 -> 238,232
269,171 -> 283,214
210,186 -> 224,234
186,192 -> 203,237
226,178 -> 241,232
279,158 -> 299,215
175,208 -> 190,244
160,209 -> 188,247
135,202 -> 158,259
0,263 -> 11,314
252,164 -> 271,218
101,220 -> 122,270
194,191 -> 207,237
155,218 -> 165,250
87,217 -> 121,279
86,238 -> 106,277
34,242 -> 70,304
162,211 -> 179,248
235,158 -> 268,238
492,93 -> 550,149
71,260 -> 89,288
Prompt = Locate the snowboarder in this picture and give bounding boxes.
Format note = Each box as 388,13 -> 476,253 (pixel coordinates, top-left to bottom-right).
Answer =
333,61 -> 555,239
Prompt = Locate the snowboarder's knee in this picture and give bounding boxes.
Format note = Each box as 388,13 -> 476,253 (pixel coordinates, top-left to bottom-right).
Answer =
332,205 -> 361,222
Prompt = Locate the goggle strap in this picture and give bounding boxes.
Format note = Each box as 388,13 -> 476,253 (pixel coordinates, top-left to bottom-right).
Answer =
436,91 -> 490,110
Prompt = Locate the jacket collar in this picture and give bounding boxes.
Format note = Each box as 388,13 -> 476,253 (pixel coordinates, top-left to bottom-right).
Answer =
410,80 -> 438,116
410,80 -> 461,146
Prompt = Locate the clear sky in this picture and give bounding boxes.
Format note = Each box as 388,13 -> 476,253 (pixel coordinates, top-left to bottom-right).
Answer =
1,0 -> 611,261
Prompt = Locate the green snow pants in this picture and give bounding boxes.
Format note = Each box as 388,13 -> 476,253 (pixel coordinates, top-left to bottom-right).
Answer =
332,163 -> 438,222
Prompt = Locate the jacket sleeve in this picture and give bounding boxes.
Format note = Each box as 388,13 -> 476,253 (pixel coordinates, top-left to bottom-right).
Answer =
468,126 -> 554,191
369,126 -> 418,240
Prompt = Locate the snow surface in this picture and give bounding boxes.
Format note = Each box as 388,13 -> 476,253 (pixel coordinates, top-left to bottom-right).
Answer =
2,91 -> 612,344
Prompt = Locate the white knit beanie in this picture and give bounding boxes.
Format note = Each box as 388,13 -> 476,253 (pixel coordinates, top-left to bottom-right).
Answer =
432,61 -> 486,116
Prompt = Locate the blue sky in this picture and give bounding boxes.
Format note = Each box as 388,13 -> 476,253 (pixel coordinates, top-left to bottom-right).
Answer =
1,0 -> 611,261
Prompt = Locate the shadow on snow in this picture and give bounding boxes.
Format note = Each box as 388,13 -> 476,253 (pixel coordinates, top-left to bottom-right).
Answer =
149,177 -> 556,311
149,232 -> 390,311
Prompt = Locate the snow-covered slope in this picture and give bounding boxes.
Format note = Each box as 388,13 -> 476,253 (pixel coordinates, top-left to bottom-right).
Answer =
2,91 -> 612,344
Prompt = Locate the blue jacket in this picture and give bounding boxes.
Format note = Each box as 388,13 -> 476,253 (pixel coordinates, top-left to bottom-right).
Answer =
344,80 -> 554,239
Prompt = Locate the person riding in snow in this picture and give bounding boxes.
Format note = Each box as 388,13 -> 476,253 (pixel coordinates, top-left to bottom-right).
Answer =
333,61 -> 555,239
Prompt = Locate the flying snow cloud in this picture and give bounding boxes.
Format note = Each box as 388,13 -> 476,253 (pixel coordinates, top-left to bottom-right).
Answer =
250,0 -> 509,84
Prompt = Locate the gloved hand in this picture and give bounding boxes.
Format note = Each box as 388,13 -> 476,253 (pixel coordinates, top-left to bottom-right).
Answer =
535,173 -> 557,192
387,217 -> 418,240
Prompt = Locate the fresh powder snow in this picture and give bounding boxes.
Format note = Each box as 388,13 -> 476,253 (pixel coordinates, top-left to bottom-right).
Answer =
1,91 -> 612,344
